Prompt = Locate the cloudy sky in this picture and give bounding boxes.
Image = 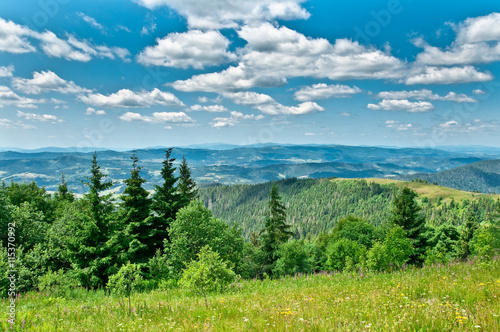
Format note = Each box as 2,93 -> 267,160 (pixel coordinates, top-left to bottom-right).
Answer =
0,0 -> 499,150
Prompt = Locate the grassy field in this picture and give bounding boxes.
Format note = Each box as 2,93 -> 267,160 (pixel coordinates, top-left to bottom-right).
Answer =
337,178 -> 500,203
2,258 -> 499,331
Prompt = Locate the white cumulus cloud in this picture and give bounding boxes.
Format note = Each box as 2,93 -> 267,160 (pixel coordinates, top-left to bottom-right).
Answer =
119,111 -> 194,123
367,99 -> 434,113
0,65 -> 14,77
415,13 -> 500,66
12,71 -> 91,95
294,83 -> 361,101
0,86 -> 44,109
0,18 -> 130,62
137,30 -> 236,69
79,88 -> 184,108
375,89 -> 475,103
210,111 -> 264,128
16,110 -> 63,123
189,104 -> 228,112
133,0 -> 310,29
405,66 -> 492,85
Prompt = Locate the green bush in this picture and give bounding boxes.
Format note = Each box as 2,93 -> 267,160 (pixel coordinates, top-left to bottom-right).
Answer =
179,246 -> 236,307
325,238 -> 366,272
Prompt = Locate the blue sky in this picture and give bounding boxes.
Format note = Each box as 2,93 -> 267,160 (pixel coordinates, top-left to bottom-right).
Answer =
0,0 -> 499,150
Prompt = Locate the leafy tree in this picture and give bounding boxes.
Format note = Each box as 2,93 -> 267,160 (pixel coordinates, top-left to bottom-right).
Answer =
0,189 -> 12,244
166,201 -> 244,278
366,242 -> 389,271
273,239 -> 314,276
111,151 -> 152,264
179,246 -> 236,308
260,183 -> 293,275
471,228 -> 494,260
384,226 -> 413,269
107,263 -> 144,315
3,182 -> 54,223
178,155 -> 197,208
367,226 -> 413,271
390,187 -> 427,264
331,215 -> 377,248
10,202 -> 46,251
325,238 -> 366,272
455,214 -> 478,259
149,148 -> 181,251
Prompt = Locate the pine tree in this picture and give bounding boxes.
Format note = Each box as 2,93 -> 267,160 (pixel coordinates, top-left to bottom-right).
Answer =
456,213 -> 478,259
260,183 -> 293,275
178,155 -> 198,209
115,151 -> 152,264
390,187 -> 427,264
149,148 -> 181,253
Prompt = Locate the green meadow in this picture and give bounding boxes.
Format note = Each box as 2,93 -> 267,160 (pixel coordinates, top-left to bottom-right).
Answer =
3,258 -> 499,331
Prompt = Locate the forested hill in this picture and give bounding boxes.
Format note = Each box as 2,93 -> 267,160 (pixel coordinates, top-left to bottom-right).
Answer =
406,159 -> 500,194
199,178 -> 500,239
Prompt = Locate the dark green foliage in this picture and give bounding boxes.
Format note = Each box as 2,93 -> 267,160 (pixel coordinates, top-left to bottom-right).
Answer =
54,173 -> 74,203
331,215 -> 377,248
149,148 -> 181,251
69,153 -> 115,287
259,183 -> 293,275
455,214 -> 478,259
425,223 -> 459,264
273,240 -> 314,276
112,151 -> 152,264
390,187 -> 427,264
178,155 -> 198,208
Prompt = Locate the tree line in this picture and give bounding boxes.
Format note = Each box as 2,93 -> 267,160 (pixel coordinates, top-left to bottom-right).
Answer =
1,151 -> 499,298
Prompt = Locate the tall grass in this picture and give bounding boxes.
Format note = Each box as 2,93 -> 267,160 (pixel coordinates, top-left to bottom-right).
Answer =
2,258 -> 499,331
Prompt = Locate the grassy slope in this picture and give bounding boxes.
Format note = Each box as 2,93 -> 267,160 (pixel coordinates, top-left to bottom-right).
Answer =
3,259 -> 499,331
340,178 -> 500,203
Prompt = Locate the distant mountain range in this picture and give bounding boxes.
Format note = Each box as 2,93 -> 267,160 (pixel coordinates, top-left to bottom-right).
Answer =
1,144 -> 499,194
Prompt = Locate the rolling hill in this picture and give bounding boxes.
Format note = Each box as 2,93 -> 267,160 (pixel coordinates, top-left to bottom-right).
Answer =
406,159 -> 500,194
198,177 -> 500,239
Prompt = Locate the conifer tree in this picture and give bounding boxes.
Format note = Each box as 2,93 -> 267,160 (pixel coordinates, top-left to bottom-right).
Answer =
390,187 -> 427,264
260,183 -> 293,274
456,213 -> 478,259
178,155 -> 197,208
83,152 -> 114,244
67,152 -> 114,287
149,148 -> 181,252
54,173 -> 74,202
115,151 -> 152,264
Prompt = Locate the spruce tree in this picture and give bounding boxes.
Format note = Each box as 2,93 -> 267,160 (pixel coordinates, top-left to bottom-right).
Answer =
69,152 -> 114,287
390,187 -> 427,264
115,151 -> 152,264
54,173 -> 74,202
178,155 -> 197,208
149,148 -> 181,252
456,213 -> 478,259
260,183 -> 293,275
